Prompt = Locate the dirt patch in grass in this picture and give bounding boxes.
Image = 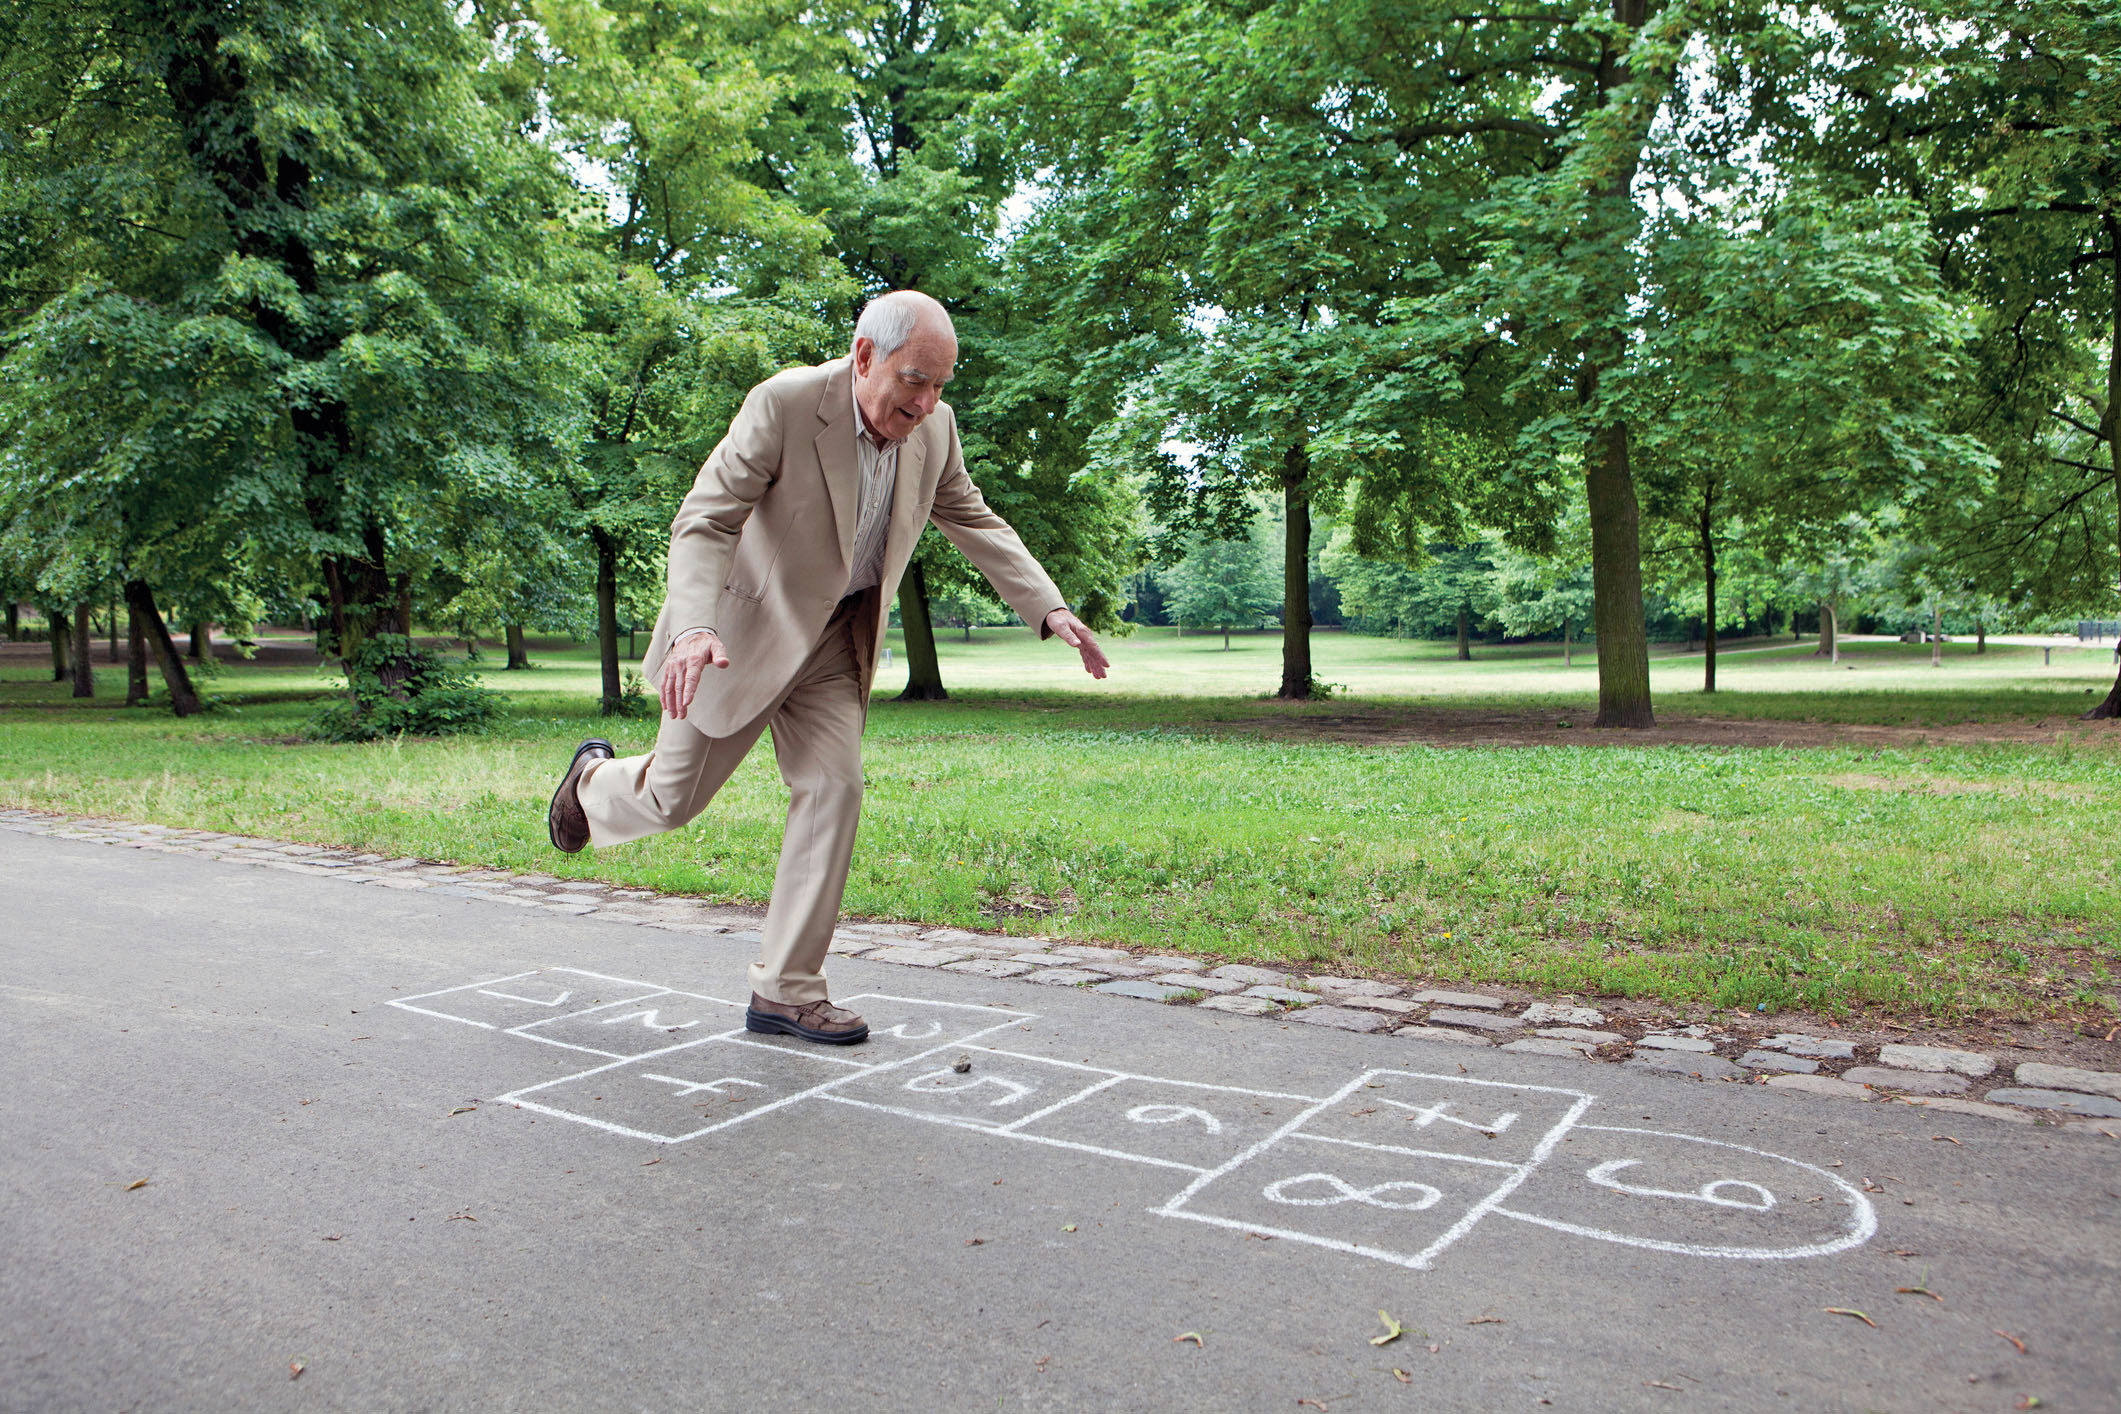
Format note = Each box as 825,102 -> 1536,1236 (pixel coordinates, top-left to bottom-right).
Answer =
1821,771 -> 2096,799
1209,706 -> 2121,751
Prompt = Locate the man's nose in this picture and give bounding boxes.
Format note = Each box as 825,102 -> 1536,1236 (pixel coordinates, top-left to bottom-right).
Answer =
911,385 -> 939,415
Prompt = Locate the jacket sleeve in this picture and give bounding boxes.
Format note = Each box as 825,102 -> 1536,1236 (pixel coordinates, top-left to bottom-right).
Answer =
926,406 -> 1067,636
663,379 -> 785,634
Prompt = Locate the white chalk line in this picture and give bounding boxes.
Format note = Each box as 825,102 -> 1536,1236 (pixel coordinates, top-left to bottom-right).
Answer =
495,1008 -> 1039,1147
403,973 -> 1879,1271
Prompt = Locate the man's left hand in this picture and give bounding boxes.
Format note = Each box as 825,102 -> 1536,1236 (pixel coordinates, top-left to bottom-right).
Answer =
1044,608 -> 1109,679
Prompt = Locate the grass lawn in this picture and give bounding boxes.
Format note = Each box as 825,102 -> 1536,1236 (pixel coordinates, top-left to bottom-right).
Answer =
3,627 -> 2117,1024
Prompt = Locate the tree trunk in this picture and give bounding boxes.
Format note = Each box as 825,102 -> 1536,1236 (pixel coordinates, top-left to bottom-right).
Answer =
1703,527 -> 1718,694
591,525 -> 624,714
2081,214 -> 2121,720
1975,620 -> 1986,654
1931,601 -> 1943,668
190,621 -> 209,660
124,581 -> 204,716
70,604 -> 94,698
1455,597 -> 1472,660
126,602 -> 150,706
505,621 -> 530,670
1222,623 -> 1230,650
1585,421 -> 1654,726
3,602 -> 15,639
1564,618 -> 1573,668
897,559 -> 949,701
1814,600 -> 1837,659
49,607 -> 69,681
1574,0 -> 1662,730
108,596 -> 119,662
1277,444 -> 1313,699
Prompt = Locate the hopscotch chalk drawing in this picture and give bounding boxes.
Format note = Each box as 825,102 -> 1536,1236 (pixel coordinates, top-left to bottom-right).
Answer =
391,967 -> 1876,1272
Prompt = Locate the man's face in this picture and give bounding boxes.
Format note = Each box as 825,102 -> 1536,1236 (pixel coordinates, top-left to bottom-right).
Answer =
852,327 -> 957,443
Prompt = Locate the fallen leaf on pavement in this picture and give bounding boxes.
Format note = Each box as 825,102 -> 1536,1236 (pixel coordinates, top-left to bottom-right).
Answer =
448,1212 -> 476,1222
1646,1382 -> 1682,1391
1994,1330 -> 2027,1355
964,1237 -> 985,1246
1392,1370 -> 1410,1383
320,1234 -> 343,1242
1173,1332 -> 1203,1347
2015,1397 -> 2042,1409
1466,1315 -> 1504,1326
125,1178 -> 149,1191
1825,1308 -> 1876,1328
1370,1311 -> 1403,1347
1061,1224 -> 1077,1233
1296,1401 -> 1328,1412
449,1106 -> 476,1116
1931,1135 -> 1960,1145
288,1361 -> 305,1380
641,1158 -> 661,1167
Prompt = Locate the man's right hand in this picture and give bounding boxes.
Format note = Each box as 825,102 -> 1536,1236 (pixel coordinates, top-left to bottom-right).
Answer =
659,631 -> 730,719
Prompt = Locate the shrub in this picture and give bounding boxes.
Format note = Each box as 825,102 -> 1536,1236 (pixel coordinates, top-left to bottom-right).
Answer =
307,634 -> 501,742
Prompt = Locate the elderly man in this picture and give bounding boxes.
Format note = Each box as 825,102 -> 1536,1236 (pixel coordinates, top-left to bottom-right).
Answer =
546,291 -> 1108,1045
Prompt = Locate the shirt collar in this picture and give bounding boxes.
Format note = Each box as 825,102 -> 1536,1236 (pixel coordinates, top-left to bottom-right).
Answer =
851,368 -> 902,451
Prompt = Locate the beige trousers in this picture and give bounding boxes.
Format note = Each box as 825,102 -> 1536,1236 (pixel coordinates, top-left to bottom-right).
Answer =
576,597 -> 868,1005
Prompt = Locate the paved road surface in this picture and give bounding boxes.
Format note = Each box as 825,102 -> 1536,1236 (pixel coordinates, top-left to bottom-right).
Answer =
3,829 -> 2115,1411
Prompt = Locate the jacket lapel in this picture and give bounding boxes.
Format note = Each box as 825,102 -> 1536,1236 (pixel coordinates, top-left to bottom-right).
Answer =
814,357 -> 858,568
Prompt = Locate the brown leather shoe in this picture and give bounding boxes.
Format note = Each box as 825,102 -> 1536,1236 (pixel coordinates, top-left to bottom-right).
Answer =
745,993 -> 869,1045
547,738 -> 614,853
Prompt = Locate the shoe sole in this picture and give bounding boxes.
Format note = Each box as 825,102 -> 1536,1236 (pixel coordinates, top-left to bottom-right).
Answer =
745,1010 -> 869,1046
547,738 -> 615,853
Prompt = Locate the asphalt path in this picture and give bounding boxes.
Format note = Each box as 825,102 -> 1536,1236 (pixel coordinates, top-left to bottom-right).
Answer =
3,828 -> 2116,1412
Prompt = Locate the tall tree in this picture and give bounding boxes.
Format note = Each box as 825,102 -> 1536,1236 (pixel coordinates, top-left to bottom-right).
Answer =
1811,0 -> 2121,715
0,0 -> 588,717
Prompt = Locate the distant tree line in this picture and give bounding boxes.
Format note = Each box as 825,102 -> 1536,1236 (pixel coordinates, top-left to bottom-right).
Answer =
2,0 -> 2114,723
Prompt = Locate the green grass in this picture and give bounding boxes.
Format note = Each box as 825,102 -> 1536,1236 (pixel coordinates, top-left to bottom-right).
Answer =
4,627 -> 2117,1023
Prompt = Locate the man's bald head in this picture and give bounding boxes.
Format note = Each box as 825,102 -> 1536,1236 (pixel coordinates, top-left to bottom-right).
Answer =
851,291 -> 957,443
853,290 -> 954,358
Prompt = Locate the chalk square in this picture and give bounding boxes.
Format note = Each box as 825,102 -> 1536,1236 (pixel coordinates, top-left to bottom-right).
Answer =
1008,1075 -> 1322,1173
505,1035 -> 866,1143
1294,1070 -> 1591,1167
507,988 -> 747,1057
387,967 -> 667,1032
827,1047 -> 1117,1131
1164,1134 -> 1527,1269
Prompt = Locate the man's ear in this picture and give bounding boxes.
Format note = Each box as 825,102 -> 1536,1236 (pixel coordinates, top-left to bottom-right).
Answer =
852,336 -> 873,376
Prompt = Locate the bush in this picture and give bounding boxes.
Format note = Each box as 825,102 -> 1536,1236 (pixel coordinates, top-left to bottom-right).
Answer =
307,634 -> 501,742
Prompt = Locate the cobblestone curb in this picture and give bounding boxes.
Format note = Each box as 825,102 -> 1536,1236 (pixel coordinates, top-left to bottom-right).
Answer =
9,806 -> 2119,1139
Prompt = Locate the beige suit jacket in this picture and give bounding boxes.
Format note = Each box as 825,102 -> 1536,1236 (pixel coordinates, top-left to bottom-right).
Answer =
641,355 -> 1067,738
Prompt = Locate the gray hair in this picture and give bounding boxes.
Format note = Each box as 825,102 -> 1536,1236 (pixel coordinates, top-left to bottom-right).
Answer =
853,290 -> 952,358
